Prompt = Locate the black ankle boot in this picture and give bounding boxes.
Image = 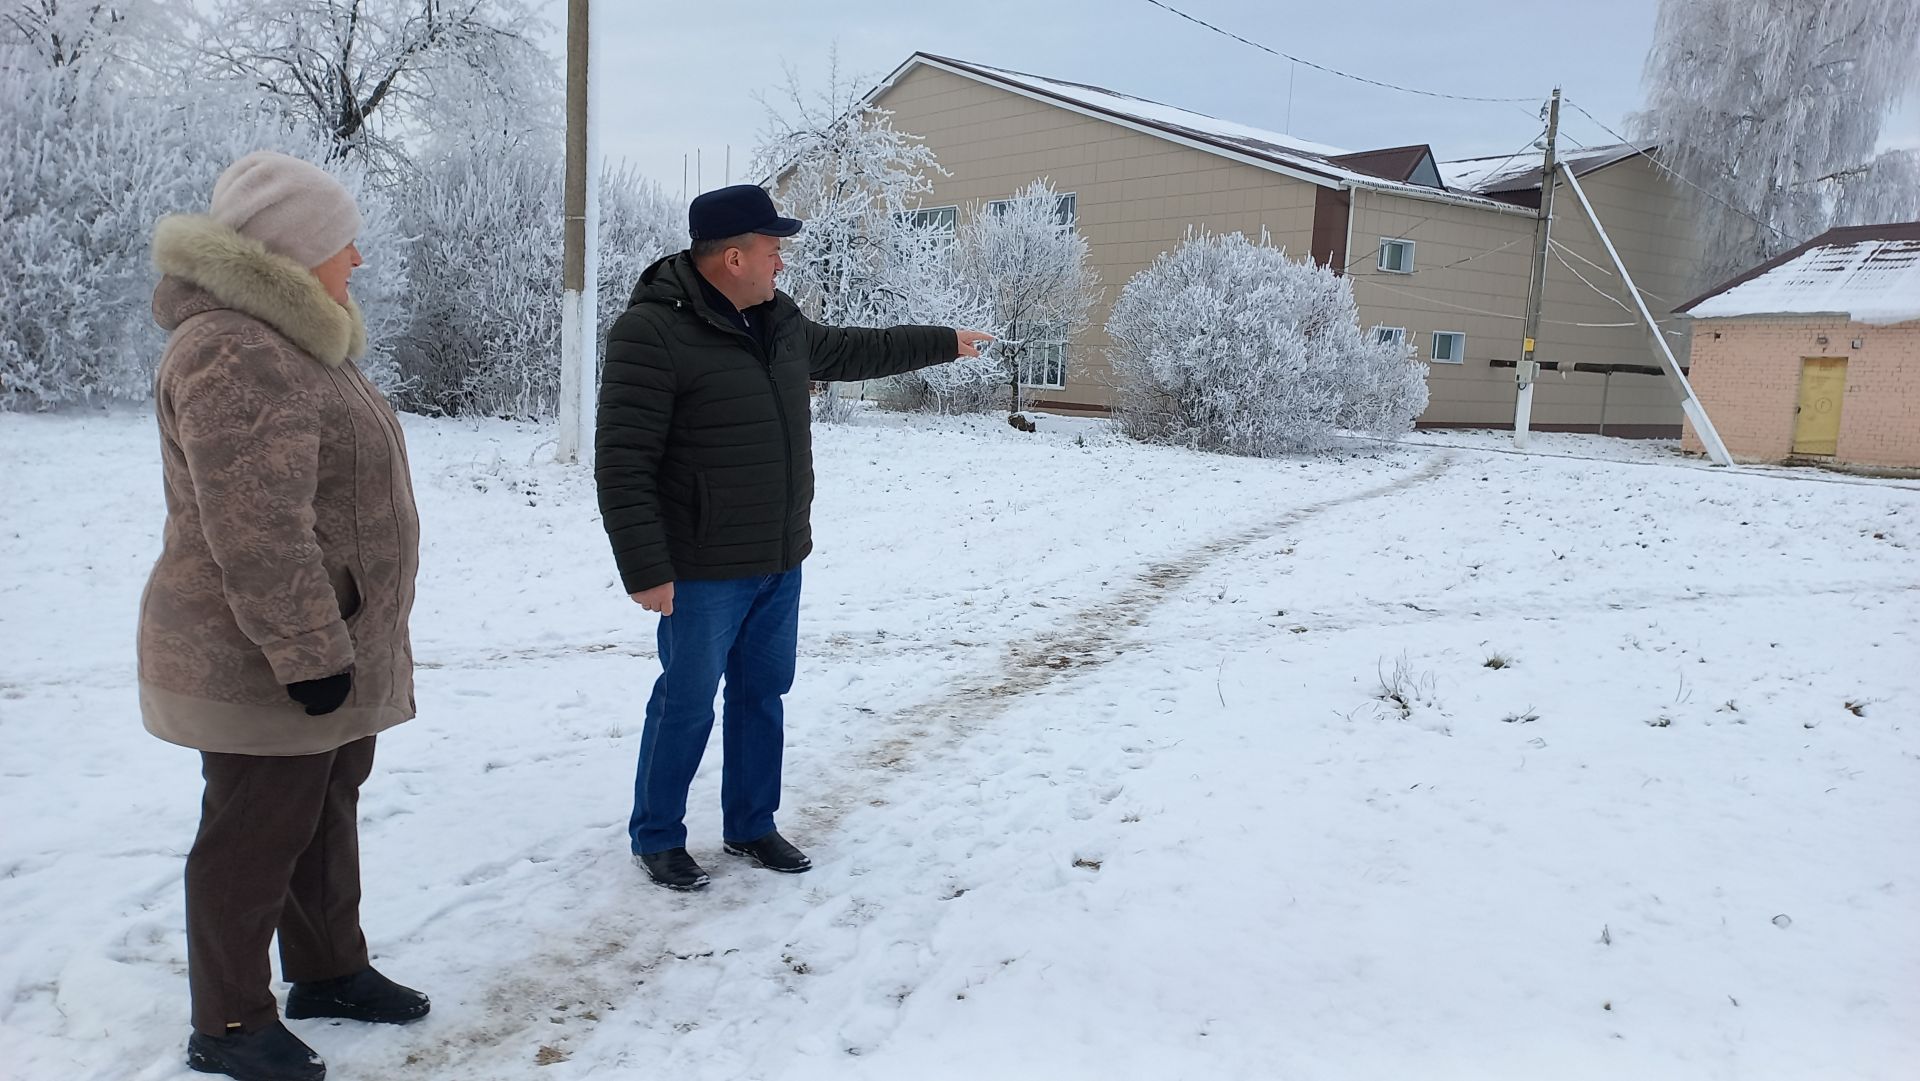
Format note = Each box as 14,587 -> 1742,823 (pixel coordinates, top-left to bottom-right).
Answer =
724,830 -> 812,873
186,1021 -> 325,1081
636,847 -> 711,891
286,966 -> 430,1024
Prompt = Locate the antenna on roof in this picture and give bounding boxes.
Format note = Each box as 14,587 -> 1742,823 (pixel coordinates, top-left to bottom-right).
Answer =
1284,62 -> 1295,134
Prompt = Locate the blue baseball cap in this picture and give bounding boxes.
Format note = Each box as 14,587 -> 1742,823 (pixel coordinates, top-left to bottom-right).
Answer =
688,184 -> 803,241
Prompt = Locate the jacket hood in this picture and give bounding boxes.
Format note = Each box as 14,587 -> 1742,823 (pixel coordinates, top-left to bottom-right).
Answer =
631,250 -> 696,307
628,249 -> 800,333
151,214 -> 366,366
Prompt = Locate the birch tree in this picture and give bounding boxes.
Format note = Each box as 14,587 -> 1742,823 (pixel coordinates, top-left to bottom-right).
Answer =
1634,0 -> 1920,280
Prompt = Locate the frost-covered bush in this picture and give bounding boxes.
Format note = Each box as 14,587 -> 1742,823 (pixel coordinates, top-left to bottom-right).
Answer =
0,63 -> 405,409
1107,230 -> 1427,456
1,1 -> 669,418
388,142 -> 562,417
390,141 -> 681,418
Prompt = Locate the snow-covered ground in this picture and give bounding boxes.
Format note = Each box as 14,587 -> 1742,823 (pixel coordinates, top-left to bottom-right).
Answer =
2,409 -> 1916,1081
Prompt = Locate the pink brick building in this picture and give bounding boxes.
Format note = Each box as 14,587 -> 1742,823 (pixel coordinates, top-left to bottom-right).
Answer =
1676,222 -> 1920,469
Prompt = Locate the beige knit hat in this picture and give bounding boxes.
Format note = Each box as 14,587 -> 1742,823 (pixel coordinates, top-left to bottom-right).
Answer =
210,151 -> 363,269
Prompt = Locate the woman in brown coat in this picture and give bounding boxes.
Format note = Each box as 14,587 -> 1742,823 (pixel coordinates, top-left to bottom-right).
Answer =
140,150 -> 427,1081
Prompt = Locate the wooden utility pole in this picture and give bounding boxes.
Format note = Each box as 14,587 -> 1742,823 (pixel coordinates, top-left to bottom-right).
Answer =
1514,87 -> 1560,448
556,0 -> 596,464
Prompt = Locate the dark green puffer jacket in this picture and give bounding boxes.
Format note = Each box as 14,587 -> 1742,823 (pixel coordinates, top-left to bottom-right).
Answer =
595,252 -> 955,593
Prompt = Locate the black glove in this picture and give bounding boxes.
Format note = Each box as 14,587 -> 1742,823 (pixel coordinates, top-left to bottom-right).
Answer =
287,671 -> 353,716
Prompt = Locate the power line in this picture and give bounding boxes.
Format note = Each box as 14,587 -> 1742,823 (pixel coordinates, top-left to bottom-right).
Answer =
1338,129 -> 1545,275
1436,236 -> 1528,271
1550,242 -> 1634,314
1140,0 -> 1536,105
1355,274 -> 1682,333
1137,0 -> 1784,266
1354,277 -> 1522,320
1551,238 -> 1680,305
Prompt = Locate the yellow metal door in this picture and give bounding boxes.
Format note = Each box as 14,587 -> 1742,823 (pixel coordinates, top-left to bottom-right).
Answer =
1792,358 -> 1847,457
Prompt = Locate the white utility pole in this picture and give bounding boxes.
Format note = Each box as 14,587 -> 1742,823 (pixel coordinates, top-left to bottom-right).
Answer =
1558,162 -> 1732,466
556,0 -> 599,464
1515,88 -> 1560,449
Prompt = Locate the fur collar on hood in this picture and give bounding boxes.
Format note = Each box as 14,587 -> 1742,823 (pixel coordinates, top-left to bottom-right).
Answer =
151,214 -> 367,367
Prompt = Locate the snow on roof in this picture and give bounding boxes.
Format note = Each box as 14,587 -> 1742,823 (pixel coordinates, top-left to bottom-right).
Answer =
1438,143 -> 1641,194
897,54 -> 1529,212
1679,224 -> 1920,325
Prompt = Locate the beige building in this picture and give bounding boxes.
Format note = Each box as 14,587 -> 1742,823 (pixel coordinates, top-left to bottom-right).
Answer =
1675,222 -> 1920,469
864,53 -> 1709,435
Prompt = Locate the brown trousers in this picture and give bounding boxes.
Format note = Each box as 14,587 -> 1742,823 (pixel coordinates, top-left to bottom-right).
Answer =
186,736 -> 376,1035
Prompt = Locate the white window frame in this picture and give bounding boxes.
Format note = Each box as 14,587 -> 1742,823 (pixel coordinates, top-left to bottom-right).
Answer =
1377,238 -> 1415,274
986,192 -> 1078,229
1372,326 -> 1407,348
905,205 -> 957,234
1054,191 -> 1077,227
1430,330 -> 1466,364
1017,324 -> 1069,389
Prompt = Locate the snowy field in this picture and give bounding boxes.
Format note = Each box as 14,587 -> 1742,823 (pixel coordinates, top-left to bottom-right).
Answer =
2,408 -> 1916,1081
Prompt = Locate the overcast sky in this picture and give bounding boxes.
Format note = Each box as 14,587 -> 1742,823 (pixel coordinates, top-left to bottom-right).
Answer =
539,0 -> 1920,199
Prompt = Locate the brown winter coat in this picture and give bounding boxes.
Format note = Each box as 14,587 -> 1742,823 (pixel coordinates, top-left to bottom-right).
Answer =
137,215 -> 420,756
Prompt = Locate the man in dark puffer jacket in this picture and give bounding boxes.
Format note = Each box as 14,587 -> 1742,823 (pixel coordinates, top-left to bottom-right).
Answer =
596,185 -> 994,890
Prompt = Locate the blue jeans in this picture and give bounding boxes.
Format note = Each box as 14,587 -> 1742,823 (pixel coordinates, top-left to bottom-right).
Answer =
629,568 -> 801,855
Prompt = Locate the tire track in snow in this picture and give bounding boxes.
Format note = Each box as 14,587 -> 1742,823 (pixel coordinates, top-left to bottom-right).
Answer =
388,454 -> 1457,1078
829,453 -> 1458,789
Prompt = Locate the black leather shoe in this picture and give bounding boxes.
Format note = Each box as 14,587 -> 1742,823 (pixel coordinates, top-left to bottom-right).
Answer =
724,830 -> 812,873
636,847 -> 711,890
187,1021 -> 325,1081
286,966 -> 430,1025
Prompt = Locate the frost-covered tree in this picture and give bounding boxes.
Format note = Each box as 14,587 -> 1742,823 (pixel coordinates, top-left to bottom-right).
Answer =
752,51 -> 987,420
1634,0 -> 1920,280
2,0 -> 136,69
0,56 -> 407,409
0,0 -> 679,419
954,178 -> 1099,414
391,134 -> 681,417
1106,230 -> 1427,456
192,0 -> 552,172
868,224 -> 1002,414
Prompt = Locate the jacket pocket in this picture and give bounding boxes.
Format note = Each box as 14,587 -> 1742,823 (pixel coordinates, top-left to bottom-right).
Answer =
694,473 -> 714,546
330,564 -> 364,625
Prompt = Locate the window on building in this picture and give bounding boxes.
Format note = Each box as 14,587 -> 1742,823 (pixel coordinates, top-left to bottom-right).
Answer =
986,192 -> 1078,229
1372,326 -> 1407,349
901,205 -> 958,254
1018,324 -> 1069,389
1430,331 -> 1466,363
1377,238 -> 1415,273
906,205 -> 957,233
